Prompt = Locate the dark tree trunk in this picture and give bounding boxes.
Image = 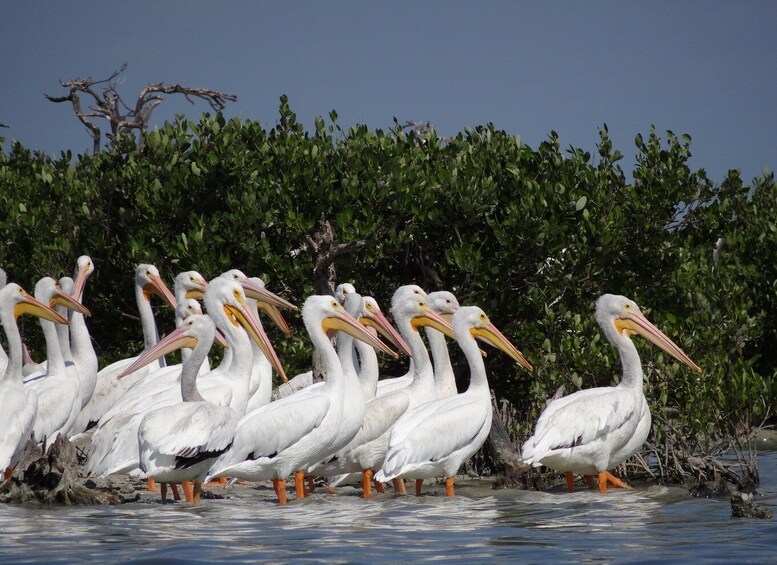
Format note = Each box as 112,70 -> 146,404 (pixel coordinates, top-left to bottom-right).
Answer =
305,219 -> 365,382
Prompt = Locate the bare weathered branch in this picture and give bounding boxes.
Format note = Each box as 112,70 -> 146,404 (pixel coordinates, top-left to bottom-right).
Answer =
45,64 -> 237,154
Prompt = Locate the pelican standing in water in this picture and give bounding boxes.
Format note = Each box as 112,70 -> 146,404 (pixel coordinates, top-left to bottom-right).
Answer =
1,283 -> 70,479
521,294 -> 701,493
375,306 -> 532,496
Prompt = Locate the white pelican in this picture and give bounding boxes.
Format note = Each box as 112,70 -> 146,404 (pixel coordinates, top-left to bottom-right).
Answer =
521,294 -> 702,493
316,292 -> 454,497
117,314 -> 237,505
307,291 -> 410,482
1,283 -> 70,479
68,256 -> 99,409
23,278 -> 91,442
375,306 -> 532,496
71,264 -> 176,437
375,284 -> 432,396
206,295 -> 397,504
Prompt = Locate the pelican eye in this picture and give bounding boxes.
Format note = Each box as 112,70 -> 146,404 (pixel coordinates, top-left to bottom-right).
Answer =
332,300 -> 339,308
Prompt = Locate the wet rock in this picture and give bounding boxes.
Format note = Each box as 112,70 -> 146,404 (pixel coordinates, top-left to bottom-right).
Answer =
730,491 -> 774,519
689,479 -> 734,498
0,435 -> 123,505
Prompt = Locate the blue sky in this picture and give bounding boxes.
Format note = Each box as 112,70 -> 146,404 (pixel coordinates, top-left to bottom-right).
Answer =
1,1 -> 775,183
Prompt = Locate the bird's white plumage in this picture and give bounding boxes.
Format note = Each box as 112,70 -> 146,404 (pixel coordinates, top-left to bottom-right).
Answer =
521,294 -> 699,478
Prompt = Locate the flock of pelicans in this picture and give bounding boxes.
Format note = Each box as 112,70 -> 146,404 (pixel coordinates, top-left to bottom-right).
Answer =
0,256 -> 702,505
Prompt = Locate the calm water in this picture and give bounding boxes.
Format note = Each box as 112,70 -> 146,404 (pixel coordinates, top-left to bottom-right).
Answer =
1,451 -> 775,564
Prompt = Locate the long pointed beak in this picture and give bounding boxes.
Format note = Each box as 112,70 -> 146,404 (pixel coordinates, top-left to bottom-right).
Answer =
324,310 -> 399,359
51,288 -> 91,317
118,325 -> 197,379
617,313 -> 702,373
471,323 -> 533,372
411,306 -> 456,338
214,329 -> 229,349
71,264 -> 91,302
15,293 -> 70,325
226,302 -> 288,382
144,273 -> 177,309
241,279 -> 297,311
257,302 -> 292,336
360,310 -> 411,357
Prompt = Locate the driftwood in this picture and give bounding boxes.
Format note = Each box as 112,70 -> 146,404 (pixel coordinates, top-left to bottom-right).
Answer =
45,63 -> 237,154
486,393 -> 543,490
0,435 -> 136,505
296,219 -> 365,383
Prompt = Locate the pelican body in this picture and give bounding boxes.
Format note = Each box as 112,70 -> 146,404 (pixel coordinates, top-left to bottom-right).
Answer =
521,294 -> 701,493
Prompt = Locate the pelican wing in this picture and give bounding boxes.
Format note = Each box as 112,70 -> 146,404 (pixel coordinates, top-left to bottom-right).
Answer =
0,386 -> 37,470
380,396 -> 491,480
521,387 -> 636,464
229,394 -> 330,463
140,403 -> 237,462
350,390 -> 411,447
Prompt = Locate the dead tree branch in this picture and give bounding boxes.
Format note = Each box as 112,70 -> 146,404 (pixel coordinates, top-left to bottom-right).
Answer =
45,64 -> 237,155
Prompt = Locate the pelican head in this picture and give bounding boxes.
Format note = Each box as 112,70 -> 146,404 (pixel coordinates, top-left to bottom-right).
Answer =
426,291 -> 461,323
0,282 -> 69,325
304,295 -> 399,358
596,294 -> 701,373
175,270 -> 209,301
391,294 -> 455,338
206,278 -> 287,381
71,255 -> 94,301
35,277 -> 91,317
453,306 -> 533,371
391,284 -> 427,313
118,313 -> 222,379
359,296 -> 411,356
136,264 -> 177,309
335,283 -> 356,304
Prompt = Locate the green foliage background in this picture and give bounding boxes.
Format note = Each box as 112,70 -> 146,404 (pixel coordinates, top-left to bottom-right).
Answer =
1,96 -> 774,473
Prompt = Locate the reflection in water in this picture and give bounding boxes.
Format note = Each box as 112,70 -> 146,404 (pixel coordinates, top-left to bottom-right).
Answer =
0,452 -> 775,563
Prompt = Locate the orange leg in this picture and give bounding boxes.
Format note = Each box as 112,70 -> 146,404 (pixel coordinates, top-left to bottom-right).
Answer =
362,469 -> 373,499
4,467 -> 14,481
393,478 -> 406,494
294,470 -> 306,499
445,477 -> 455,497
584,475 -> 596,490
415,479 -> 423,497
273,478 -> 288,505
598,471 -> 632,494
565,471 -> 575,493
147,477 -> 159,492
307,476 -> 316,493
181,481 -> 194,502
374,479 -> 385,494
170,483 -> 181,501
192,481 -> 202,506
